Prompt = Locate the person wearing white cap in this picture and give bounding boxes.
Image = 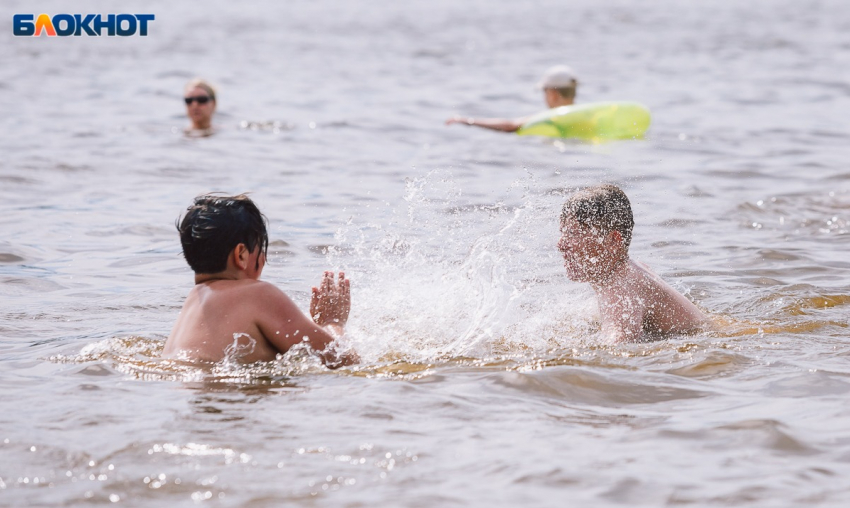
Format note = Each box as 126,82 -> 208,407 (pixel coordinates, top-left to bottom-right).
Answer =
446,65 -> 578,133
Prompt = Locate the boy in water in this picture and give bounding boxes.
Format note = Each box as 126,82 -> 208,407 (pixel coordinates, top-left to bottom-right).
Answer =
162,194 -> 356,367
558,184 -> 709,343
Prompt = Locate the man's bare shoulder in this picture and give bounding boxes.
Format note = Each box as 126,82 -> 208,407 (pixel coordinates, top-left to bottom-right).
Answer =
630,260 -> 676,293
629,259 -> 708,332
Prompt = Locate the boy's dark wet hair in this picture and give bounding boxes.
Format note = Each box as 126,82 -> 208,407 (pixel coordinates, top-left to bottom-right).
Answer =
562,184 -> 634,249
177,194 -> 268,274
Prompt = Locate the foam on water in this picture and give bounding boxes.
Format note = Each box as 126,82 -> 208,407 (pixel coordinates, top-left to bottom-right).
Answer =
51,334 -> 327,385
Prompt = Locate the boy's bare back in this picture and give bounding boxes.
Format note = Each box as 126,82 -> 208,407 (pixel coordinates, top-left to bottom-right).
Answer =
163,278 -> 340,363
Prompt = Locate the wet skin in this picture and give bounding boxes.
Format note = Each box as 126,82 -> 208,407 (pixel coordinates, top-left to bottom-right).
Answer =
558,218 -> 709,342
163,243 -> 355,367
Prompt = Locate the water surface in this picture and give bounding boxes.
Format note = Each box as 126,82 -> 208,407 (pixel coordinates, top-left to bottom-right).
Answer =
1,0 -> 849,506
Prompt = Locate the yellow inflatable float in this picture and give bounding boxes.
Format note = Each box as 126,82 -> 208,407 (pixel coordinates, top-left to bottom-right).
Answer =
517,101 -> 651,141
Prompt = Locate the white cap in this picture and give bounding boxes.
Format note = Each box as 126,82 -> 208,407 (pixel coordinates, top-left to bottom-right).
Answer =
536,65 -> 578,89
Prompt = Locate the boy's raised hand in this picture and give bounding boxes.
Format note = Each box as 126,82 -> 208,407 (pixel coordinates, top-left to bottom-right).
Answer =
310,271 -> 350,328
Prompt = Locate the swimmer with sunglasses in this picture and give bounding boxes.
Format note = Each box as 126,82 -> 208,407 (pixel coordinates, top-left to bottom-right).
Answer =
184,78 -> 216,136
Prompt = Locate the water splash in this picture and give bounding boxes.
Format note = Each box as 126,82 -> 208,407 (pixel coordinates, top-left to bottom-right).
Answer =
327,169 -> 602,365
221,333 -> 257,363
48,335 -> 327,385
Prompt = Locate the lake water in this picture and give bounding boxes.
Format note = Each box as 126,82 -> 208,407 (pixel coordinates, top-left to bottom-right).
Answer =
2,0 -> 849,506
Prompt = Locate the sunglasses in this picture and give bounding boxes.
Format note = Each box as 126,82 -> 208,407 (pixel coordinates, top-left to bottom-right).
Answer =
184,96 -> 212,105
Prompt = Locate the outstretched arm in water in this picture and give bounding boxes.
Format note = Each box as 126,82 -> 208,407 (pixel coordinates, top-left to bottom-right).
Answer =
445,114 -> 527,133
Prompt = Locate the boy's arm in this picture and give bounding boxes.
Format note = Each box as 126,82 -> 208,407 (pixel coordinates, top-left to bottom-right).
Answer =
254,279 -> 356,368
445,115 -> 527,133
309,272 -> 358,367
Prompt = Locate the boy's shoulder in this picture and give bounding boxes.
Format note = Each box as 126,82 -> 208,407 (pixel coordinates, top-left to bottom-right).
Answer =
230,279 -> 297,310
185,279 -> 301,328
189,278 -> 286,302
235,279 -> 289,300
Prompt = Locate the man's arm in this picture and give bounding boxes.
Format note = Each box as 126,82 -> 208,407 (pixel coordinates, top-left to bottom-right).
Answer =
445,115 -> 526,133
597,292 -> 646,343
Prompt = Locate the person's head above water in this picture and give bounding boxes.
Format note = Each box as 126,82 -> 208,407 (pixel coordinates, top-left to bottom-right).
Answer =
184,78 -> 217,131
561,184 -> 633,247
559,184 -> 633,283
444,64 -> 579,132
558,184 -> 709,342
177,194 -> 269,277
538,65 -> 578,109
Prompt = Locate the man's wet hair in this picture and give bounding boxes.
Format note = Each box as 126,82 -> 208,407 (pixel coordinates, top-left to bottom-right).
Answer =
562,184 -> 634,249
177,194 -> 268,274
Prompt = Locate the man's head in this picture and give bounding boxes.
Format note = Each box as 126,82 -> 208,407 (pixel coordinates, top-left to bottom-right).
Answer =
537,65 -> 578,108
184,78 -> 217,130
558,184 -> 633,282
177,194 -> 268,276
